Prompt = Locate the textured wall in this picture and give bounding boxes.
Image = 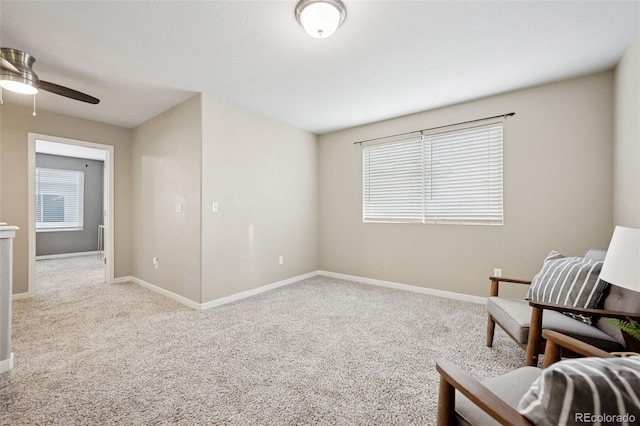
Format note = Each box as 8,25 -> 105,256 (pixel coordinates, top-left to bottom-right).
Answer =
614,37 -> 640,228
130,94 -> 318,305
201,94 -> 319,303
319,72 -> 614,299
131,95 -> 203,303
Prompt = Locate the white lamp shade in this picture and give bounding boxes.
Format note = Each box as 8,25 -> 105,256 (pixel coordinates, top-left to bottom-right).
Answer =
599,226 -> 640,292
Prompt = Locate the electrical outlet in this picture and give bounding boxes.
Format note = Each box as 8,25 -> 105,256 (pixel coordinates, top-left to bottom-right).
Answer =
176,202 -> 182,213
153,257 -> 159,269
279,256 -> 284,265
493,268 -> 502,277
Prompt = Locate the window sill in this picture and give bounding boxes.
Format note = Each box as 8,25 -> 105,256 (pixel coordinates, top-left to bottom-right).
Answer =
36,227 -> 83,233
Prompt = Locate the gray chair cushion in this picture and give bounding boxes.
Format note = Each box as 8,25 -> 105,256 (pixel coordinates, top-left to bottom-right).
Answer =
487,297 -> 624,351
542,310 -> 623,351
455,366 -> 541,425
487,297 -> 532,343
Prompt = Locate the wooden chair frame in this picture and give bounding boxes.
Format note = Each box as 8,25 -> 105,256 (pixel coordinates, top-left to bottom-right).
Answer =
526,300 -> 640,366
436,330 -> 614,426
486,276 -> 640,366
486,276 -> 531,349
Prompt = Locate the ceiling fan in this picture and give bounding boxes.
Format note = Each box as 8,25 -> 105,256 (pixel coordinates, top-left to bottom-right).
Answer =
0,47 -> 100,104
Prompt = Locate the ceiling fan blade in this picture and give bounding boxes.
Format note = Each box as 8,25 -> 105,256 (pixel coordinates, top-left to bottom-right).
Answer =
0,55 -> 20,74
38,80 -> 100,104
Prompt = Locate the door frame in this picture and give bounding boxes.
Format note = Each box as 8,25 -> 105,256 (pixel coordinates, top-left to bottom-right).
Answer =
28,133 -> 115,294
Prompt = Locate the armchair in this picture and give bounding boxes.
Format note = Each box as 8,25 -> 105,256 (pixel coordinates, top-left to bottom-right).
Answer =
486,249 -> 640,366
487,226 -> 640,365
437,330 -> 615,425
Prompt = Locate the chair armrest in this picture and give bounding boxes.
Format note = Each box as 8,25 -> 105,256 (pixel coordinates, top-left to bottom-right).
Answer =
489,277 -> 532,285
526,303 -> 638,366
436,359 -> 531,426
489,277 -> 532,297
541,330 -> 614,366
528,300 -> 640,321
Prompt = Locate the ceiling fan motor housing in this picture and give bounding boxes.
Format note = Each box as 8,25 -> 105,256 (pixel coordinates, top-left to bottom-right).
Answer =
0,48 -> 40,90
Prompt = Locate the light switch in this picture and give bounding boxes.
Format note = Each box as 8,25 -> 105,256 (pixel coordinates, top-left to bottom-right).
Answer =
176,202 -> 183,213
212,202 -> 219,213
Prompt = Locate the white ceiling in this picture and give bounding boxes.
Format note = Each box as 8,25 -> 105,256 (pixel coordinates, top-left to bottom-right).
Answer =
1,1 -> 638,135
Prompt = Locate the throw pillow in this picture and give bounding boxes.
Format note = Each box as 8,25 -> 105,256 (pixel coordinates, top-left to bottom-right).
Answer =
518,357 -> 640,426
526,250 -> 607,325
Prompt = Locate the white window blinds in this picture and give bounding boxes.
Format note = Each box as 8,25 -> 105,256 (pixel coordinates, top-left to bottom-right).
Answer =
363,123 -> 503,225
35,167 -> 85,231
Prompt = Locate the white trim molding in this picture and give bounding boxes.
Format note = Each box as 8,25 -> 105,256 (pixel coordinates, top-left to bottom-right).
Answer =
12,292 -> 32,301
115,270 -> 485,310
0,353 -> 14,373
114,276 -> 201,310
199,272 -> 318,310
316,270 -> 487,304
114,271 -> 318,311
28,133 -> 115,296
36,251 -> 99,261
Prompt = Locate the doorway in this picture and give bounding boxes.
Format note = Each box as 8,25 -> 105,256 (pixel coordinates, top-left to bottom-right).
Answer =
27,133 -> 115,295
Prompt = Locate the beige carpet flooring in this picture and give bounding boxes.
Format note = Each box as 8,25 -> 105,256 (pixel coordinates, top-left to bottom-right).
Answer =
0,256 -> 525,425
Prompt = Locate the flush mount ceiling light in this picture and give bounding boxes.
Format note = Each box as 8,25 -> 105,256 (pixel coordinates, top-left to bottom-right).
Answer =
295,0 -> 346,39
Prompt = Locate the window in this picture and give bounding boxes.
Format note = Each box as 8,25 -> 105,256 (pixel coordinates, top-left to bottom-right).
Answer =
363,122 -> 503,225
35,167 -> 84,231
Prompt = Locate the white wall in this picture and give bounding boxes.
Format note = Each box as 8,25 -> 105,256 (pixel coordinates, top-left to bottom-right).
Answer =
614,37 -> 640,227
131,95 -> 203,302
200,95 -> 318,302
319,71 -> 614,299
0,104 -> 133,294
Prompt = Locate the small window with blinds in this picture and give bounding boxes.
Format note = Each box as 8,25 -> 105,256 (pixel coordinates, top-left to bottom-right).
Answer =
363,122 -> 503,225
35,167 -> 84,231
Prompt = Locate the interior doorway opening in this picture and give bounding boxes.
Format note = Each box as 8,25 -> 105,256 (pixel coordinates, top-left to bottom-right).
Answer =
27,133 -> 115,295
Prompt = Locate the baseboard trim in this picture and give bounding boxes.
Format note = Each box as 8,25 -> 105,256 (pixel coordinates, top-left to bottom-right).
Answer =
316,270 -> 486,304
114,271 -> 319,311
36,251 -> 99,260
0,353 -> 14,373
114,270 -> 485,309
199,271 -> 318,310
12,292 -> 32,301
113,276 -> 201,310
